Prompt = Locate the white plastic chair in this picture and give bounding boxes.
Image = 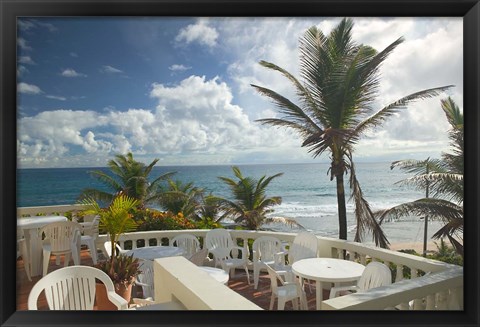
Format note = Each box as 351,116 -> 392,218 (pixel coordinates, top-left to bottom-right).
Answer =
252,236 -> 284,289
17,228 -> 31,281
80,215 -> 100,264
188,248 -> 209,266
266,264 -> 306,310
277,231 -> 318,288
103,240 -> 127,258
329,261 -> 392,298
205,229 -> 250,284
170,234 -> 201,259
284,231 -> 318,264
28,265 -> 128,310
39,221 -> 82,276
134,259 -> 154,300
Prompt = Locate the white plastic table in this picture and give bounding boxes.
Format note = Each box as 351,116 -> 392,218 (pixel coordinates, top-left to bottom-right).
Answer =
292,258 -> 365,310
125,246 -> 184,261
199,266 -> 230,284
17,215 -> 68,277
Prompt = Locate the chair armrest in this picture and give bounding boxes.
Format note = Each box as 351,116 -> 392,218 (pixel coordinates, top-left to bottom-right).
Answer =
230,246 -> 247,258
329,285 -> 359,299
134,280 -> 150,288
274,251 -> 286,265
106,291 -> 129,310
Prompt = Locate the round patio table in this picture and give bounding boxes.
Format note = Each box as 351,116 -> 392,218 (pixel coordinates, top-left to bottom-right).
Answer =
124,246 -> 184,261
198,266 -> 230,284
292,257 -> 365,310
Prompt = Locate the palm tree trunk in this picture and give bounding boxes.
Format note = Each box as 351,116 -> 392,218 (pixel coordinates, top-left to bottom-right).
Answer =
335,174 -> 348,240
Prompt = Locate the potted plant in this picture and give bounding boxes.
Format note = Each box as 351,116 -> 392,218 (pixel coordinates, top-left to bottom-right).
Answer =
81,194 -> 141,309
94,253 -> 140,309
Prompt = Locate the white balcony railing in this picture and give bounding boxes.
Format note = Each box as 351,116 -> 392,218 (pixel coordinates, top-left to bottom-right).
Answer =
17,205 -> 463,311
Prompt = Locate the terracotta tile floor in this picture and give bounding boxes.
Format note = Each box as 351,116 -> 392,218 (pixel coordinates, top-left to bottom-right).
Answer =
16,249 -> 326,310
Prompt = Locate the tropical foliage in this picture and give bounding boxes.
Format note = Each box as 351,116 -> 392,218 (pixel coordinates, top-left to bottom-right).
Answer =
376,97 -> 463,257
156,179 -> 205,219
215,166 -> 301,230
251,18 -> 452,247
79,152 -> 175,208
94,253 -> 140,287
80,194 -> 139,273
136,209 -> 196,231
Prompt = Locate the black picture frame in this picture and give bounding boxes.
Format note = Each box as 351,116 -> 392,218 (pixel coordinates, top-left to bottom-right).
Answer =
1,0 -> 478,326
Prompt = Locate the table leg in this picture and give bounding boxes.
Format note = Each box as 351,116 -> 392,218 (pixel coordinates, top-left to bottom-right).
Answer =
24,228 -> 42,277
316,280 -> 323,310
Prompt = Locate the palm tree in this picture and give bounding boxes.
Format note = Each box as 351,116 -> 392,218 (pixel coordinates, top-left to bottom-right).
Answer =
215,166 -> 301,230
251,18 -> 452,248
387,157 -> 440,256
376,97 -> 463,256
157,179 -> 205,219
79,152 -> 175,209
195,193 -> 223,223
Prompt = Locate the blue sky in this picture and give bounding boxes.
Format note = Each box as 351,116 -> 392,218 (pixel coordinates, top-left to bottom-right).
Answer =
17,17 -> 463,168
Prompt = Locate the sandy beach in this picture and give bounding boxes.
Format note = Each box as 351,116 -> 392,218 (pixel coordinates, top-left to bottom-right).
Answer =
389,240 -> 448,254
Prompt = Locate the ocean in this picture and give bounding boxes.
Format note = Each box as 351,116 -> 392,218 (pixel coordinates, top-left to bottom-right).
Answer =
16,162 -> 445,246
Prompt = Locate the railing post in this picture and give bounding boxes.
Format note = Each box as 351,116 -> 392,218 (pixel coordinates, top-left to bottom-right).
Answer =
436,291 -> 448,310
426,294 -> 436,310
447,288 -> 462,310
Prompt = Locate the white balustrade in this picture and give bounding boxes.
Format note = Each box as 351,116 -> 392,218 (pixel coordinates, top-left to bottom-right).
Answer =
18,205 -> 463,311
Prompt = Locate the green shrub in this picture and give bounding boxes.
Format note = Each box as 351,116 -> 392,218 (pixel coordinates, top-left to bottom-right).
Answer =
136,209 -> 195,231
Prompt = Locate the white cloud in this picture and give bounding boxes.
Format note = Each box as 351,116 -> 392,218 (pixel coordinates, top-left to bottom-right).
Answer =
18,19 -> 57,33
17,38 -> 32,50
45,95 -> 67,101
175,20 -> 219,47
169,64 -> 191,72
17,82 -> 42,95
17,75 -> 306,167
17,65 -> 29,77
18,20 -> 36,31
70,52 -> 78,57
100,65 -> 123,74
18,56 -> 35,65
61,68 -> 87,77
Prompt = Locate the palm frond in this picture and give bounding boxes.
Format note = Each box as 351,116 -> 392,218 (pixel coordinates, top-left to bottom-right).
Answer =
262,216 -> 305,229
251,84 -> 322,133
87,170 -> 123,193
346,153 -> 389,248
78,189 -> 113,205
376,198 -> 463,224
354,85 -> 454,137
257,60 -> 320,118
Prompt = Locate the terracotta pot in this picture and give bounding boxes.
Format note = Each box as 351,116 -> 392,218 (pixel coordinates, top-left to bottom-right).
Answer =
95,281 -> 133,310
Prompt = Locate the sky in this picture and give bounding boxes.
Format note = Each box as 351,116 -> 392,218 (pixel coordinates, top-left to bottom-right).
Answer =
16,17 -> 463,168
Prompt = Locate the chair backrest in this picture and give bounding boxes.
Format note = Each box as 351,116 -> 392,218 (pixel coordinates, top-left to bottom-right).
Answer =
357,262 -> 392,292
188,248 -> 209,266
28,266 -> 116,310
136,259 -> 154,299
289,232 -> 318,264
39,221 -> 81,252
82,214 -> 97,223
205,229 -> 236,258
252,236 -> 282,263
103,241 -> 126,258
83,215 -> 100,238
170,234 -> 201,258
